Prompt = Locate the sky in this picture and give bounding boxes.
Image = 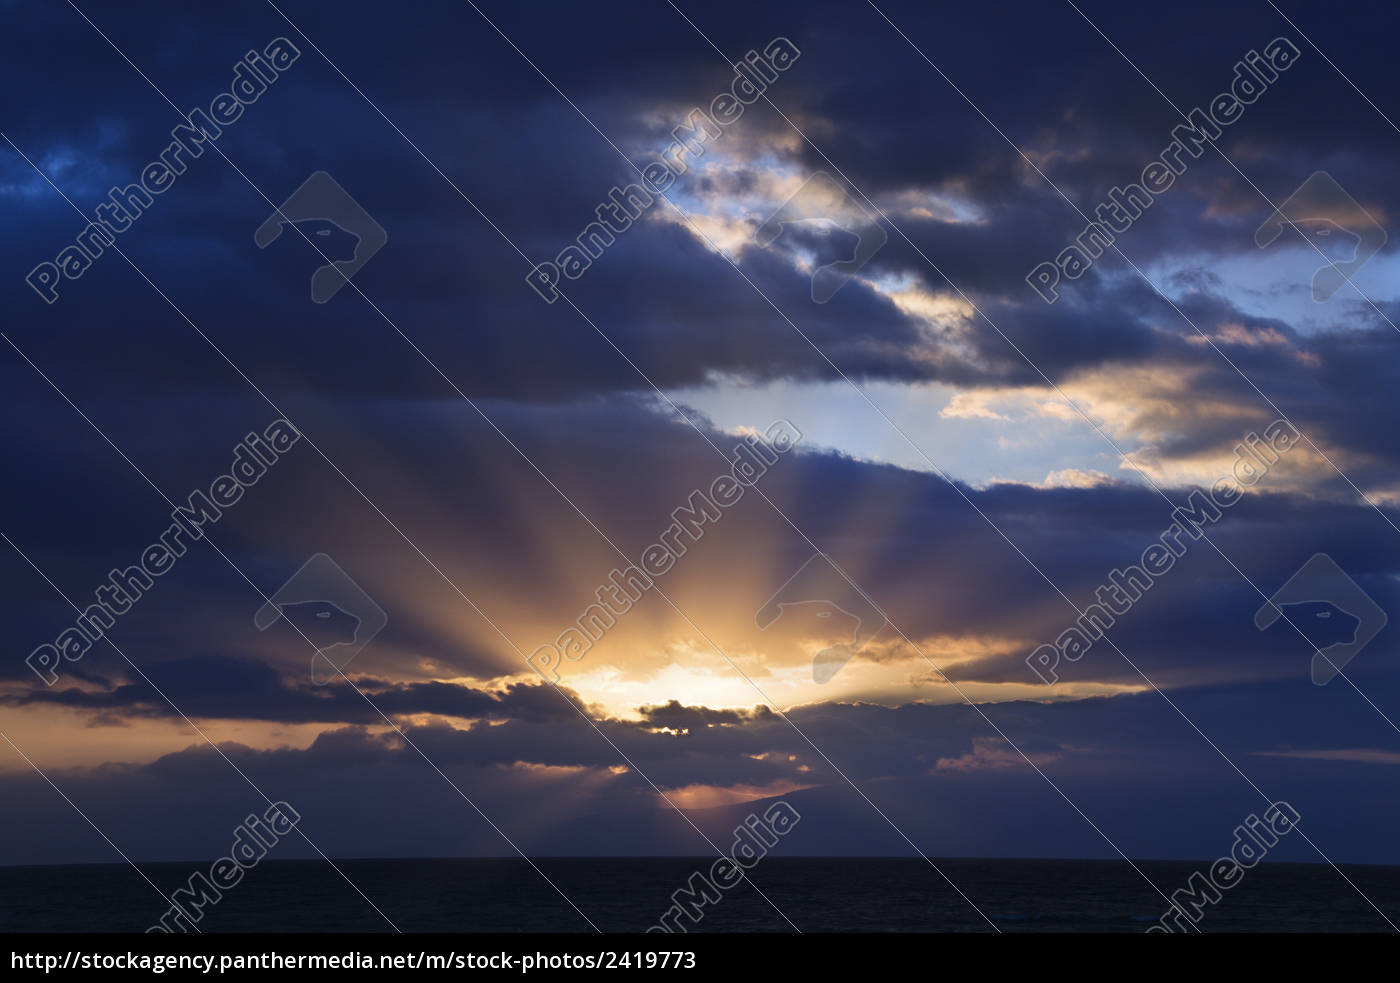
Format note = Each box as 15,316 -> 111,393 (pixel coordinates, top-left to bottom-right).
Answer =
4,0 -> 1400,927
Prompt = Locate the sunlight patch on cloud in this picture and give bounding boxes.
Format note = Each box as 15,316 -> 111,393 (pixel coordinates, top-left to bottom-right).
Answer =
1037,468 -> 1118,489
934,737 -> 1060,773
660,779 -> 817,810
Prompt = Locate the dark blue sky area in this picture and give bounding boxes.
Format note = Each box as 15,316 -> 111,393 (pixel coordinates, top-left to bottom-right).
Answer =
4,0 -> 1400,933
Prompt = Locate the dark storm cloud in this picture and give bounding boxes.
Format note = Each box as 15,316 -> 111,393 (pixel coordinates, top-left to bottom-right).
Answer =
0,654 -> 591,725
3,385 -> 1397,693
7,0 -> 1397,409
6,0 -> 1400,869
6,675 -> 1400,866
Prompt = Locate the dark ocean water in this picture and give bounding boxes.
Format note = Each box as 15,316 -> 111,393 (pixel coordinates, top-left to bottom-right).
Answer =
3,857 -> 1397,933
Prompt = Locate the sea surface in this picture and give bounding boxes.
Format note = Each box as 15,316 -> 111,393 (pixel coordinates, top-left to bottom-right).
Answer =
2,857 -> 1397,933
